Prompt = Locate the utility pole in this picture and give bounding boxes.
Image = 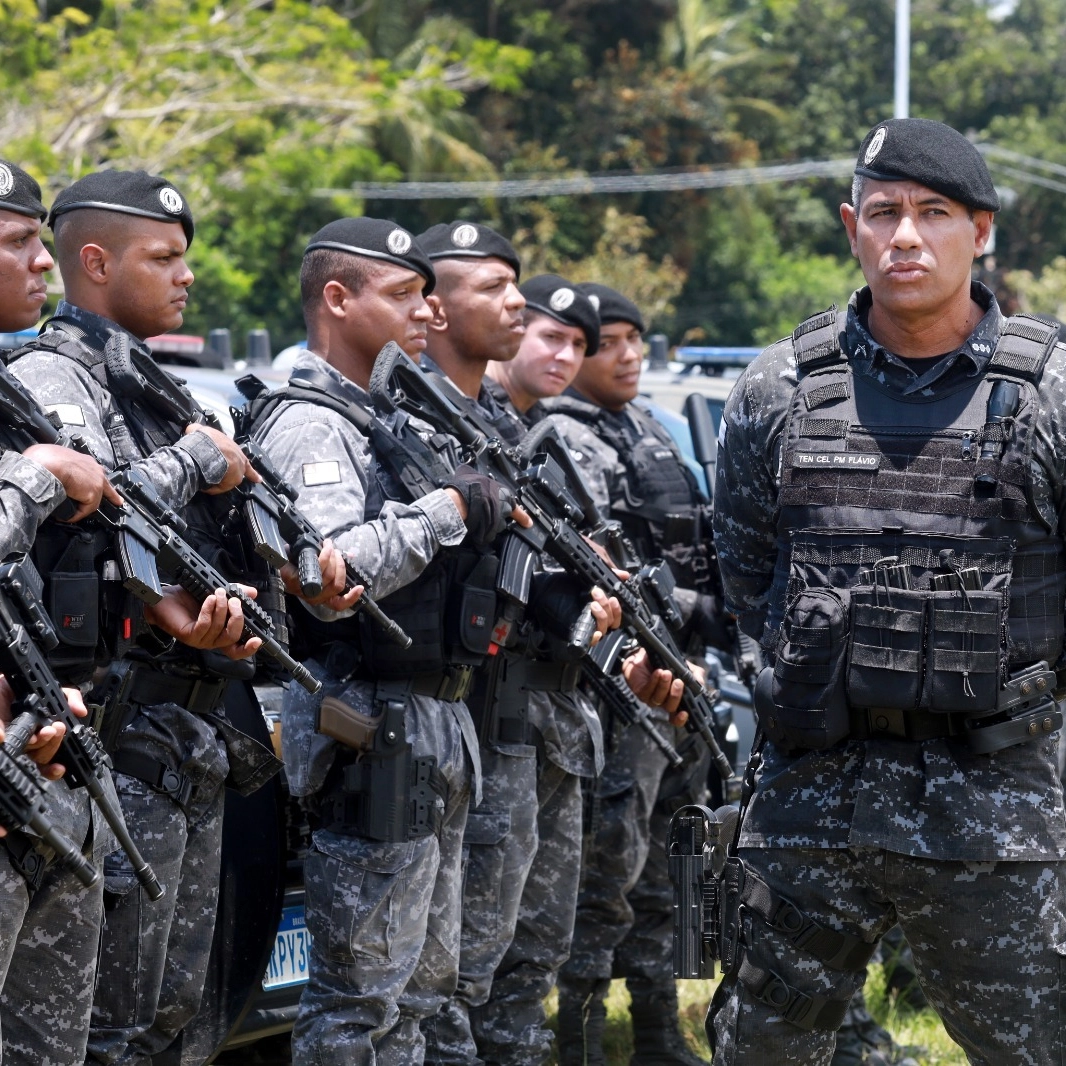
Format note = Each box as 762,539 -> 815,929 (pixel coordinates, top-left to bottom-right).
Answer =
895,0 -> 910,119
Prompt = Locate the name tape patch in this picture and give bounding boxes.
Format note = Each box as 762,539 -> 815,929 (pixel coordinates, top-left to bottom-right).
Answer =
47,403 -> 86,427
793,451 -> 880,470
302,461 -> 342,486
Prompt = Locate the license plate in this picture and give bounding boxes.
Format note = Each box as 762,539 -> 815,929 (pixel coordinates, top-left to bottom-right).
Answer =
263,906 -> 312,990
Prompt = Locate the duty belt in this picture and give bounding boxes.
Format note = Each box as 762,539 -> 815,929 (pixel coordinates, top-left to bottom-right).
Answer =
356,665 -> 476,703
125,666 -> 228,714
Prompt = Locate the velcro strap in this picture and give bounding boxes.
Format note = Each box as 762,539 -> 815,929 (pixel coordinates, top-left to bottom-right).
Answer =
111,751 -> 194,808
792,308 -> 845,370
799,417 -> 848,439
737,958 -> 851,1031
740,868 -> 877,972
987,314 -> 1060,383
805,381 -> 850,410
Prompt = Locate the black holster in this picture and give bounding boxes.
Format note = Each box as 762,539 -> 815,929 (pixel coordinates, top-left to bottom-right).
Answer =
318,681 -> 448,843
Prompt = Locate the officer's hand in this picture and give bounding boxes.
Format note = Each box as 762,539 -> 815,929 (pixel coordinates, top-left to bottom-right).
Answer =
146,585 -> 263,660
281,539 -> 364,611
184,425 -> 262,494
587,586 -> 622,646
0,679 -> 87,782
444,465 -> 520,545
621,648 -> 706,728
23,443 -> 124,522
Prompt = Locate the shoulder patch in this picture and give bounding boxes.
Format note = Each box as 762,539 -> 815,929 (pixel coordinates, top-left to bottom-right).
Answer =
48,403 -> 86,427
302,460 -> 342,487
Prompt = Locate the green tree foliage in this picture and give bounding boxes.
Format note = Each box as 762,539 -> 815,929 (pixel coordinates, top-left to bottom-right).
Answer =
6,0 -> 1066,346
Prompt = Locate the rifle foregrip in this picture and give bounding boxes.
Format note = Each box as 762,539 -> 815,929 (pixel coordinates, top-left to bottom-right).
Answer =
296,545 -> 323,600
3,711 -> 40,759
31,816 -> 101,889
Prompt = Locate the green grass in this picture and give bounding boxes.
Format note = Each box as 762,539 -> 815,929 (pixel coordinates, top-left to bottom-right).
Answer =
544,966 -> 970,1065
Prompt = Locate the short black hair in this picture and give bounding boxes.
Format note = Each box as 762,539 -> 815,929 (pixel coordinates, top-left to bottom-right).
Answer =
300,247 -> 379,319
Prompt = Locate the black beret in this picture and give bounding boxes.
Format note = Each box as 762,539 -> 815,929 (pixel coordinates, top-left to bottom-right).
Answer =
855,118 -> 1000,212
305,217 -> 435,295
417,222 -> 521,280
577,282 -> 645,333
49,170 -> 195,245
0,160 -> 46,221
520,274 -> 599,354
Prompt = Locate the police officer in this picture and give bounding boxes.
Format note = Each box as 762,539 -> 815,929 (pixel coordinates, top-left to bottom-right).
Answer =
708,119 -> 1066,1064
413,227 -> 622,1064
247,217 -> 546,1065
0,160 -> 124,1066
413,221 -> 542,1064
7,170 -> 294,1065
545,284 -> 715,1066
476,274 -> 611,1065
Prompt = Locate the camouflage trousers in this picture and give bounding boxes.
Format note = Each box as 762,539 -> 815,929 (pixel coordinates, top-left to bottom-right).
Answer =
561,715 -> 672,984
292,717 -> 473,1066
87,765 -> 227,1064
708,846 -> 1066,1066
470,754 -> 584,1066
422,742 -> 539,1065
0,790 -> 109,1066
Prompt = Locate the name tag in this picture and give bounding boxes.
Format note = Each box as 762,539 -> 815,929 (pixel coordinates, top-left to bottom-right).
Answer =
792,452 -> 880,470
302,461 -> 341,486
48,403 -> 85,427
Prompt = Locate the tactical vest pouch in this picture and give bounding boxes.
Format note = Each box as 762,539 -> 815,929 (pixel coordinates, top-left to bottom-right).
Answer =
924,590 -> 1003,713
447,553 -> 498,658
765,587 -> 850,750
48,570 -> 100,650
846,587 -> 925,711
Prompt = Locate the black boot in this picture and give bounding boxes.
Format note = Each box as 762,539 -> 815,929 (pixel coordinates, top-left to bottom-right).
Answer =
626,977 -> 711,1066
557,976 -> 610,1066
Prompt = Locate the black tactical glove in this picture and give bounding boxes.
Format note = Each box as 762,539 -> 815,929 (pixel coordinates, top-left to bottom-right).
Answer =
445,464 -> 514,546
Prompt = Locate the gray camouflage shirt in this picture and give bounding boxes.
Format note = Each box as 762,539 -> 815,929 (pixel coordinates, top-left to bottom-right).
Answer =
715,284 -> 1066,861
254,350 -> 481,797
0,450 -> 65,556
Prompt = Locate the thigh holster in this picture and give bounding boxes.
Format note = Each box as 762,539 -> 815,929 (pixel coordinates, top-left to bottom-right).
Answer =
318,681 -> 448,843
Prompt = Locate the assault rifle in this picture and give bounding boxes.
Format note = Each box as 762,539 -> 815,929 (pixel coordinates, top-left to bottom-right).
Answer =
0,745 -> 100,889
104,337 -> 408,649
583,630 -> 682,769
0,554 -> 160,897
0,360 -> 319,694
233,439 -> 411,649
369,343 -> 734,781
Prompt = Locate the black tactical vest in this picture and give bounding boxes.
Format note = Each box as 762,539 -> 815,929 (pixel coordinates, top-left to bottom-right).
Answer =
549,394 -> 711,588
242,367 -> 498,681
764,308 -> 1066,747
8,324 -> 274,680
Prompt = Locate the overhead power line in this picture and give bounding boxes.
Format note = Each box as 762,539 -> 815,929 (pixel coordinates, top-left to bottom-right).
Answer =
312,142 -> 1066,201
314,158 -> 855,200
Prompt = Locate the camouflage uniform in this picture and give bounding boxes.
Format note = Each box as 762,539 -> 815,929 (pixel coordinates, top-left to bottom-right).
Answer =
546,400 -> 714,1064
468,381 -> 604,1066
10,302 -> 278,1065
417,363 -> 541,1066
253,351 -> 481,1066
0,446 -> 116,1066
710,285 -> 1066,1065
